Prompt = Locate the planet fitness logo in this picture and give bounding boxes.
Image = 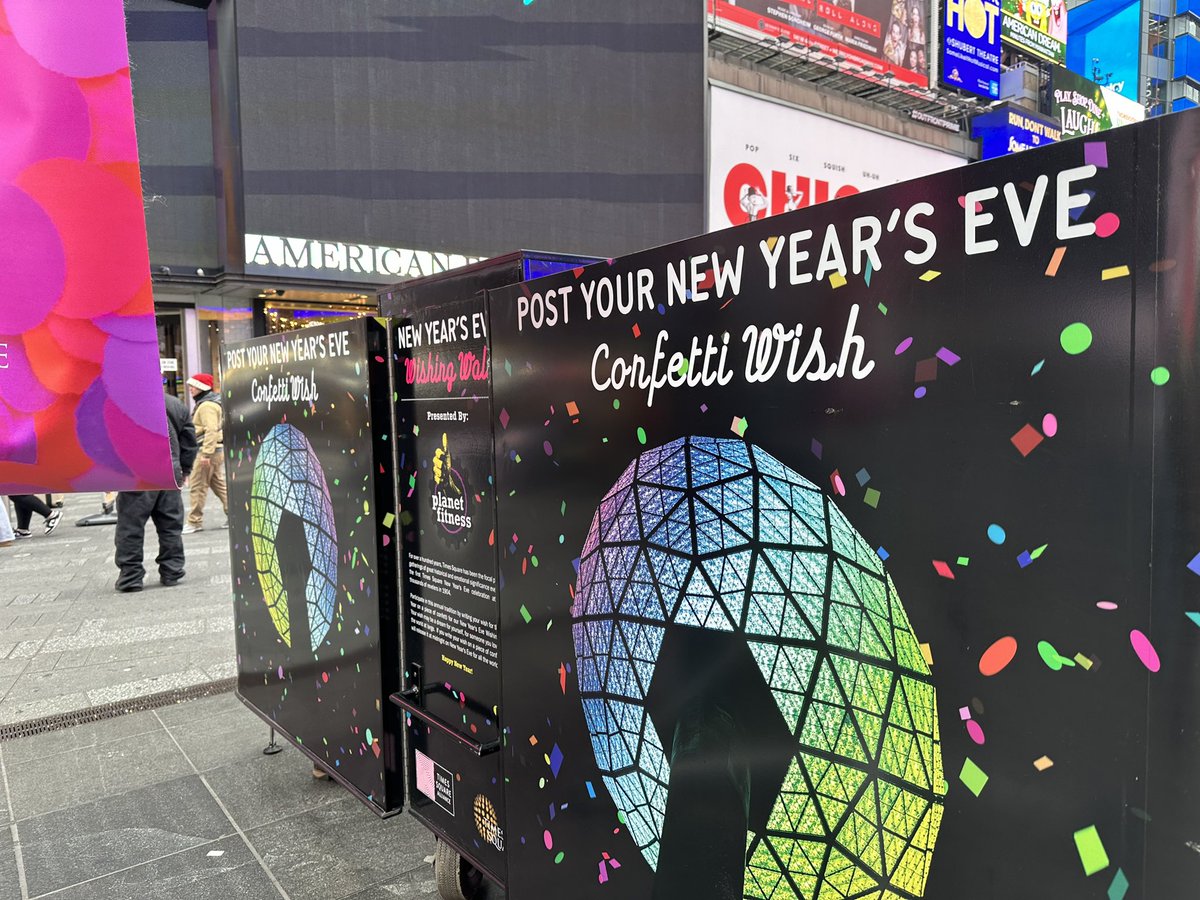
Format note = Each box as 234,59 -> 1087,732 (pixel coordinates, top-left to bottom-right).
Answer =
573,436 -> 944,897
430,432 -> 472,536
250,423 -> 338,652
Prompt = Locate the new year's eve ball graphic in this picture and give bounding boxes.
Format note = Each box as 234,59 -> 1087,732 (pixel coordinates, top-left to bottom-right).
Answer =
573,437 -> 945,898
250,423 -> 338,652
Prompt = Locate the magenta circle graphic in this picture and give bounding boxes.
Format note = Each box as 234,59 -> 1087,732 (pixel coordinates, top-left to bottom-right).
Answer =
6,0 -> 129,78
0,33 -> 90,181
0,185 -> 65,333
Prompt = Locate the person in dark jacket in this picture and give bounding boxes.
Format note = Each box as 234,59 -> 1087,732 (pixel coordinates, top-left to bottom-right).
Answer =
114,393 -> 198,592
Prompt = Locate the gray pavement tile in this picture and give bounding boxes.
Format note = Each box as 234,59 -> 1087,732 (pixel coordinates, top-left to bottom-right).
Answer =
43,835 -> 280,900
162,704 -> 266,773
0,693 -> 90,726
155,690 -> 244,727
6,727 -> 192,822
0,839 -> 22,900
202,746 -> 346,831
4,655 -> 210,704
247,798 -> 433,900
18,774 -> 234,897
1,709 -> 165,766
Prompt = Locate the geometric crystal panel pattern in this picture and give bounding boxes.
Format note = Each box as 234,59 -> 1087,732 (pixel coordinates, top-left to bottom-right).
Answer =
572,437 -> 945,899
250,423 -> 338,653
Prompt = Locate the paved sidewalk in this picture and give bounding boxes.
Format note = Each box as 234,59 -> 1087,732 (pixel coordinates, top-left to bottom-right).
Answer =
0,492 -> 234,727
0,692 -> 447,899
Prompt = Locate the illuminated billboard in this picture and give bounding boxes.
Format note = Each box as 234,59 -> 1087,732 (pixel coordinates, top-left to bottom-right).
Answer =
941,0 -> 1002,99
709,0 -> 932,89
1000,0 -> 1067,64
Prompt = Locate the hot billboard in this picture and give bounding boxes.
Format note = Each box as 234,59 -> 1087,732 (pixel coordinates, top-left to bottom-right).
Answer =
1000,0 -> 1067,64
709,87 -> 964,230
709,0 -> 932,88
940,0 -> 1002,99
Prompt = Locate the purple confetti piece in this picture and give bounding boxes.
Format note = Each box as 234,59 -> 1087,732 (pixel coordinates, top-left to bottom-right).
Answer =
549,743 -> 564,778
936,347 -> 961,366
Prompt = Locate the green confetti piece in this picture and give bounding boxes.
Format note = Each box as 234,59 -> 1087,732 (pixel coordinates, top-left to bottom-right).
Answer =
1030,543 -> 1049,560
554,852 -> 564,864
412,424 -> 420,435
613,398 -> 620,410
1108,868 -> 1129,900
878,302 -> 888,315
531,555 -> 539,567
520,605 -> 532,624
637,427 -> 647,445
515,453 -> 522,463
959,757 -> 988,796
504,359 -> 512,376
864,487 -> 881,508
1074,825 -> 1110,876
1150,366 -> 1171,385
1038,640 -> 1067,671
560,501 -> 567,516
382,513 -> 395,528
678,358 -> 689,375
956,556 -> 969,566
1060,322 -> 1093,355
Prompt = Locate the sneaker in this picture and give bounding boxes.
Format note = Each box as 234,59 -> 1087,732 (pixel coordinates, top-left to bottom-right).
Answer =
44,509 -> 62,535
115,582 -> 143,593
182,524 -> 203,534
161,575 -> 185,587
13,529 -> 31,539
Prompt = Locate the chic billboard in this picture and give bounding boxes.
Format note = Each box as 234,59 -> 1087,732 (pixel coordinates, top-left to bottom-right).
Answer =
708,88 -> 964,230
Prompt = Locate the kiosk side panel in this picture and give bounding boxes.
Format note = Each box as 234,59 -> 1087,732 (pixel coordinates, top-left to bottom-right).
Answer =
223,317 -> 400,813
486,115 -> 1185,897
394,298 -> 507,882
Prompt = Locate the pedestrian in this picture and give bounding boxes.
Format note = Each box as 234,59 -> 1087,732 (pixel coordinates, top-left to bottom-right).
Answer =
0,497 -> 14,547
9,494 -> 62,538
114,393 -> 197,592
183,373 -> 227,533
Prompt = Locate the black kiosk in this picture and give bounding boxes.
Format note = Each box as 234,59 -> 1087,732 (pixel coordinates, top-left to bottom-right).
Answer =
229,115 -> 1200,900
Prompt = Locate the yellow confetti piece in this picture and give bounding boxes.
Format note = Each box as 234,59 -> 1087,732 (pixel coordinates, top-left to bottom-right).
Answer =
1033,755 -> 1054,771
919,643 -> 934,666
1102,265 -> 1131,280
765,235 -> 780,252
1074,653 -> 1094,670
382,512 -> 395,528
920,270 -> 941,282
829,271 -> 847,289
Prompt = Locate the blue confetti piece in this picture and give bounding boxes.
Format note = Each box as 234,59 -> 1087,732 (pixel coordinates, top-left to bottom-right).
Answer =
1017,550 -> 1033,568
1107,869 -> 1129,900
877,547 -> 890,561
549,743 -> 564,778
855,468 -> 870,487
586,781 -> 596,799
1186,612 -> 1200,628
865,261 -> 873,286
1187,552 -> 1200,576
1031,359 -> 1045,376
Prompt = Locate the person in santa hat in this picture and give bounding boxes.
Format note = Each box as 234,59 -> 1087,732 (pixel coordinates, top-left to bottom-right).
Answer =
183,373 -> 228,533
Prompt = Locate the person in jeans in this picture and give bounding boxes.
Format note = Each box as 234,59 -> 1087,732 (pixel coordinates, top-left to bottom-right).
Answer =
114,393 -> 197,592
183,373 -> 227,533
9,494 -> 61,537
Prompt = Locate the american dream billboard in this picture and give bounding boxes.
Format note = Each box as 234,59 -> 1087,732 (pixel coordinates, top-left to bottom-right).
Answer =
707,87 -> 965,230
709,0 -> 933,89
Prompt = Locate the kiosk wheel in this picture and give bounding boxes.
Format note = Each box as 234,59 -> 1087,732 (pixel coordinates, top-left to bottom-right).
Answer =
434,838 -> 485,900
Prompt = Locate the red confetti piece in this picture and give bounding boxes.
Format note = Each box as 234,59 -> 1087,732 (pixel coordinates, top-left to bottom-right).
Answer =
979,636 -> 1018,676
932,560 -> 955,580
1010,424 -> 1044,457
